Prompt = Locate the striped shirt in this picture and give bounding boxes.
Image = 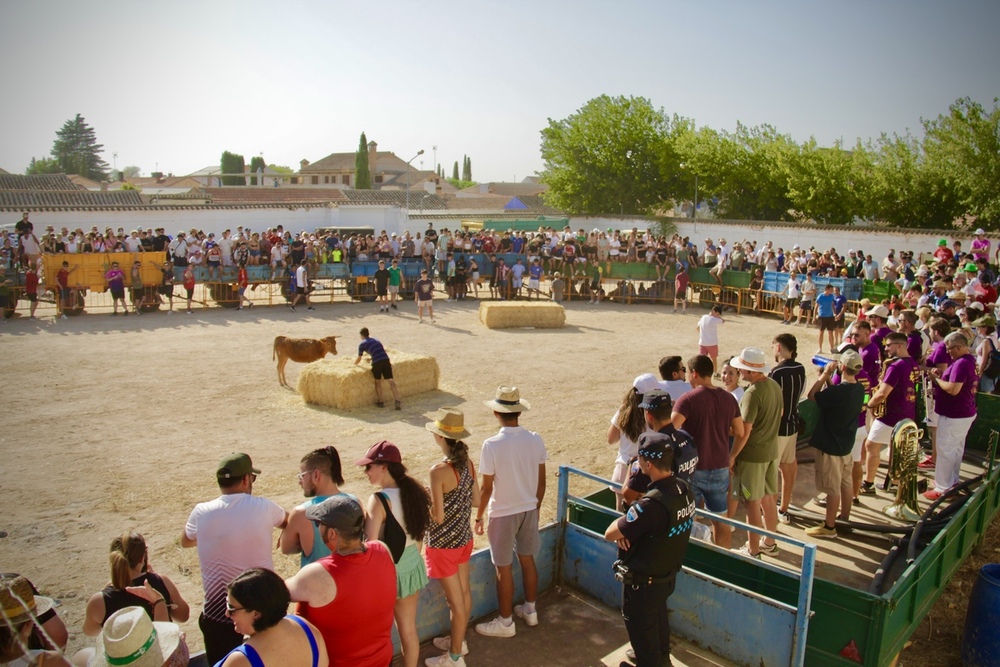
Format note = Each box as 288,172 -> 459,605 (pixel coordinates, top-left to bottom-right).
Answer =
770,359 -> 806,437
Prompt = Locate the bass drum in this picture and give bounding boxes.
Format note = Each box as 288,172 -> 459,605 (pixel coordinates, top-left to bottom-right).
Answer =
137,286 -> 162,312
63,290 -> 86,316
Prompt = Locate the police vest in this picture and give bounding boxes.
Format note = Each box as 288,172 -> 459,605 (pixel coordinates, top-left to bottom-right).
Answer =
626,480 -> 695,582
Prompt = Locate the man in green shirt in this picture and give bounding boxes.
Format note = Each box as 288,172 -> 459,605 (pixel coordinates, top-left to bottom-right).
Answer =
387,259 -> 402,311
729,347 -> 783,559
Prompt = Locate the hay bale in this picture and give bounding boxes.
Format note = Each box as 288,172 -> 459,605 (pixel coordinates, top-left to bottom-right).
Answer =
479,301 -> 566,329
297,349 -> 439,409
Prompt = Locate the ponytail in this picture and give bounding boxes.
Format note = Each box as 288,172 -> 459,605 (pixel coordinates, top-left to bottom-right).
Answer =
385,462 -> 431,542
443,438 -> 469,470
109,531 -> 146,591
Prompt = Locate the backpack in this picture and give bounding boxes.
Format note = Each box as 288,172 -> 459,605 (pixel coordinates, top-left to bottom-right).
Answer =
375,492 -> 407,563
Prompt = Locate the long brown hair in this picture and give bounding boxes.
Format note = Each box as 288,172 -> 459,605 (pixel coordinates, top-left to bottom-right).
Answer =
385,462 -> 431,542
615,387 -> 646,442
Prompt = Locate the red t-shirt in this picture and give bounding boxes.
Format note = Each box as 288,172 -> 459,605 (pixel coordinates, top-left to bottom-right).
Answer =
57,269 -> 69,289
238,268 -> 248,289
183,271 -> 196,290
25,271 -> 39,294
298,541 -> 396,667
675,272 -> 689,293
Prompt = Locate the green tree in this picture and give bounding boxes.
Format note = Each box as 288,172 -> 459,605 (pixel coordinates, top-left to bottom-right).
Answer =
50,114 -> 109,180
25,157 -> 62,175
122,165 -> 142,179
220,151 -> 246,186
540,95 -> 668,214
461,155 -> 469,181
267,164 -> 294,174
355,132 -> 372,189
248,156 -> 266,185
782,139 -> 867,225
922,97 -> 1000,226
452,161 -> 459,180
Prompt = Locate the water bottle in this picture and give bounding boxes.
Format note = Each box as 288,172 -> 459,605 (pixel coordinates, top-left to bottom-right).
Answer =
812,355 -> 835,368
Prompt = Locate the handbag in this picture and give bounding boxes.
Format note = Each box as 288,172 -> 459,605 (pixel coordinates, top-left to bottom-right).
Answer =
983,338 -> 1000,380
375,492 -> 407,563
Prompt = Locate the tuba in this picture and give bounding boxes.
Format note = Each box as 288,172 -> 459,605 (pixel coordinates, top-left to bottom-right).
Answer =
883,418 -> 923,522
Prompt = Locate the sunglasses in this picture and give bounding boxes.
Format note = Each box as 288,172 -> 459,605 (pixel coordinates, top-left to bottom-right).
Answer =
225,603 -> 245,614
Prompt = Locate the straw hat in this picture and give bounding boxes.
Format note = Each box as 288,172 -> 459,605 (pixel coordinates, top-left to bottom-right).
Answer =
0,575 -> 54,626
484,386 -> 531,413
425,408 -> 472,440
90,606 -> 182,667
729,347 -> 772,374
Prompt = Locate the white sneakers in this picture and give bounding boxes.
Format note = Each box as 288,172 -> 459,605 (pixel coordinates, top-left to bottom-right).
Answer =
431,637 -> 468,656
425,653 -> 466,667
475,616 -> 516,638
514,604 -> 538,626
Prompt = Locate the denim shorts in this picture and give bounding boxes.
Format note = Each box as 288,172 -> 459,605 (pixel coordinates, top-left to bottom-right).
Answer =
692,467 -> 729,513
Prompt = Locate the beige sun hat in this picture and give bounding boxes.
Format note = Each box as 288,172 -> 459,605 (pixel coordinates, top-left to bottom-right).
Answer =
484,386 -> 531,413
729,347 -> 772,374
0,575 -> 54,626
426,407 -> 472,440
89,606 -> 182,667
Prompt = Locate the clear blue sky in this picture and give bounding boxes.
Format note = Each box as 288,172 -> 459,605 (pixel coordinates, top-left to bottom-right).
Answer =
1,0 -> 997,183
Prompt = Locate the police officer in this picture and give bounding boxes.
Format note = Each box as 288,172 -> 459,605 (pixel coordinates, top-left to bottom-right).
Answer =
604,431 -> 696,667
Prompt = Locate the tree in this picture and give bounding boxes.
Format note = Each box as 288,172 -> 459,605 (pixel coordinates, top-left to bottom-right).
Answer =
354,132 -> 372,189
248,156 -> 266,185
25,157 -> 62,175
467,157 -> 473,182
452,161 -> 459,180
50,114 -> 109,181
220,151 -> 246,186
782,139 -> 866,225
922,97 -> 1000,226
540,95 -> 669,214
267,164 -> 294,174
122,165 -> 142,179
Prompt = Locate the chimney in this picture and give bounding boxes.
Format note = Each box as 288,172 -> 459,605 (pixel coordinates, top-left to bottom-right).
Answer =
300,159 -> 310,169
368,141 -> 378,187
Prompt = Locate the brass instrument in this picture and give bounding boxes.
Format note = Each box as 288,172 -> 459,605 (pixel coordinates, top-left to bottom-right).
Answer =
883,419 -> 923,522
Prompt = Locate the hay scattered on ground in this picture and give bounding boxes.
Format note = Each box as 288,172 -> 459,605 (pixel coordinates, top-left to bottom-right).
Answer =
479,301 -> 565,329
297,349 -> 439,409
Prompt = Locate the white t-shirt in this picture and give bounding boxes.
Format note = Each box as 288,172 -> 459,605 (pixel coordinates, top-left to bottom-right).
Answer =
698,314 -> 722,346
662,380 -> 692,402
185,493 -> 285,622
296,265 -> 308,288
610,409 -> 653,465
480,425 -> 547,518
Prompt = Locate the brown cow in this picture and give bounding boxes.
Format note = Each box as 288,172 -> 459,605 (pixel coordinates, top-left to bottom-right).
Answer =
273,335 -> 339,387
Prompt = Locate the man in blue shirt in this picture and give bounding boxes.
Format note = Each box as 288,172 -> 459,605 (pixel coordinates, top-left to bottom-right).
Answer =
832,287 -> 848,342
354,327 -> 402,409
815,284 -> 837,354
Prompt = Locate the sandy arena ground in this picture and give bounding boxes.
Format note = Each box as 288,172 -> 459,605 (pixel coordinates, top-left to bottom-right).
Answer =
0,297 -> 873,658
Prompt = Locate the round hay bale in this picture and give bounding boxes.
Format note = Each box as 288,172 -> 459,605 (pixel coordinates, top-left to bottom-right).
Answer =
297,349 -> 439,409
479,301 -> 566,329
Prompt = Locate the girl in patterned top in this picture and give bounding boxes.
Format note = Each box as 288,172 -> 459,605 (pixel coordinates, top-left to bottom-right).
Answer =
424,409 -> 481,666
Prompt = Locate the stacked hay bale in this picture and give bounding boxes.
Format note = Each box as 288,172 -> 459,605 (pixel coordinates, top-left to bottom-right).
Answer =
298,350 -> 439,409
479,301 -> 566,329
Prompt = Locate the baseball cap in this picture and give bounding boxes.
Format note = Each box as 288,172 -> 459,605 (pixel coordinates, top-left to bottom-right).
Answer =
354,440 -> 402,466
636,431 -> 674,461
939,299 -> 959,310
837,349 -> 863,372
305,494 -> 365,532
864,305 -> 890,319
632,373 -> 663,395
217,453 -> 260,479
638,389 -> 672,411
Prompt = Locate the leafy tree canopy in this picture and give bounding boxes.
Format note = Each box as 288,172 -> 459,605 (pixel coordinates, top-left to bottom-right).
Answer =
49,114 -> 109,181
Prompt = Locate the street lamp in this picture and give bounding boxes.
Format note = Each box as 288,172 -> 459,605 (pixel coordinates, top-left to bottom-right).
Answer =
405,149 -> 425,213
679,163 -> 698,219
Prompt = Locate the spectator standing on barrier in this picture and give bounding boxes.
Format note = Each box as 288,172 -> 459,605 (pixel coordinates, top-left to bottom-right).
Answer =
474,386 -> 547,638
926,331 -> 978,500
697,304 -> 724,377
280,447 -> 352,567
861,332 -> 920,496
604,432 -> 695,667
181,453 -> 288,665
770,333 -> 806,529
805,350 -> 866,538
672,354 -> 744,549
728,347 -> 783,560
23,262 -> 39,319
780,273 -> 801,325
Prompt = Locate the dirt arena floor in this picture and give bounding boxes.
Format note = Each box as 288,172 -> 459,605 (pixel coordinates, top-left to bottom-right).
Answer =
0,297 -> 990,665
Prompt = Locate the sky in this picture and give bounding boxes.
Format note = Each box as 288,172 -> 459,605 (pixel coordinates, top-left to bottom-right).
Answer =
1,0 -> 998,183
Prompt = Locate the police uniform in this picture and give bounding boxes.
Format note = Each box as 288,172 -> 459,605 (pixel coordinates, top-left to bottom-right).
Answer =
613,440 -> 695,667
